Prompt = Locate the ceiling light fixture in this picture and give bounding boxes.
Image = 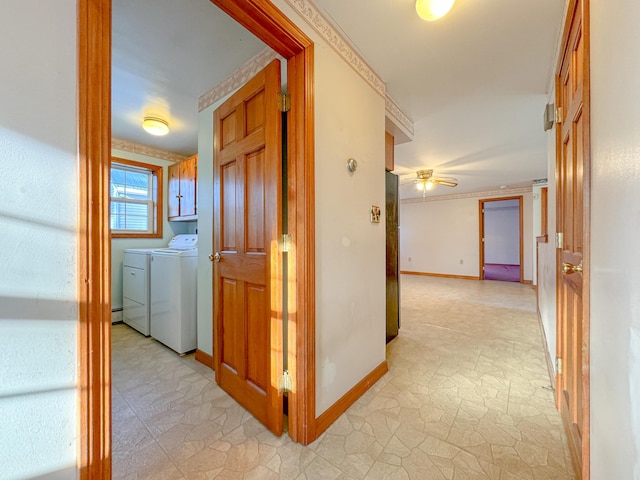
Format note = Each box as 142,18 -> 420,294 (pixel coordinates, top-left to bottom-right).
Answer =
416,179 -> 434,191
142,116 -> 170,136
415,0 -> 456,21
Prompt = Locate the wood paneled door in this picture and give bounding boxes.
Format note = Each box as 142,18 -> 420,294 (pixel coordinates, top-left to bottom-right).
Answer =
555,0 -> 590,477
213,59 -> 284,436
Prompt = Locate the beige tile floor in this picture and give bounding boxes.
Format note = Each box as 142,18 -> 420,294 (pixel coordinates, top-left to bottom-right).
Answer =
112,275 -> 575,479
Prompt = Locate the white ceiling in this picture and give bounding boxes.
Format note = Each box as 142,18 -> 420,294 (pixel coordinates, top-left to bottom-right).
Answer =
112,0 -> 565,197
112,0 -> 268,157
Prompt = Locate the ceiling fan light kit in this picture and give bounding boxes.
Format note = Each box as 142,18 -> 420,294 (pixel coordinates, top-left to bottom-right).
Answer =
411,169 -> 458,196
142,116 -> 170,136
415,0 -> 456,22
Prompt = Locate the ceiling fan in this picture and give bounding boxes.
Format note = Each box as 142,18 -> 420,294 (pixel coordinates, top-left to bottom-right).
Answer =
403,169 -> 458,196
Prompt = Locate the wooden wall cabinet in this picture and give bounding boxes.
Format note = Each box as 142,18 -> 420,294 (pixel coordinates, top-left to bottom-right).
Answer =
385,131 -> 395,171
168,154 -> 197,221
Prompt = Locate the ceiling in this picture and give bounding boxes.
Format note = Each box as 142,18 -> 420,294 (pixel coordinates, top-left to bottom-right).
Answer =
112,0 -> 268,157
112,0 -> 566,198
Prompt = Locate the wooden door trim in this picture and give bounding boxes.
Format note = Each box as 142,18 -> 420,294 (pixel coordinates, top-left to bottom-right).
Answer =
478,196 -> 524,282
78,0 -> 317,474
77,0 -> 112,477
555,0 -> 590,477
209,0 -> 316,445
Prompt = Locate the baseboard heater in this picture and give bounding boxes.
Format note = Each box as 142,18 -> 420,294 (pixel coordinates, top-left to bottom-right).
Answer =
111,307 -> 123,325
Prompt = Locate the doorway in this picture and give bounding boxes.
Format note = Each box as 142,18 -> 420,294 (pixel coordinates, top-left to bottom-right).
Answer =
479,197 -> 524,283
78,0 -> 316,475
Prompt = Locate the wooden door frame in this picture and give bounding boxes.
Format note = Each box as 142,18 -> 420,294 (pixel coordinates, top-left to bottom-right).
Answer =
77,0 -> 316,475
208,0 -> 316,446
478,196 -> 524,283
555,0 -> 591,476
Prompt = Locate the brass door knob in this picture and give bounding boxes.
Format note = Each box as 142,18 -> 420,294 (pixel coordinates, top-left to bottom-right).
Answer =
209,252 -> 221,263
562,262 -> 583,275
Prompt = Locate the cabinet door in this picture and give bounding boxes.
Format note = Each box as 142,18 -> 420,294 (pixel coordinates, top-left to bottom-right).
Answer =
168,162 -> 181,218
180,155 -> 197,217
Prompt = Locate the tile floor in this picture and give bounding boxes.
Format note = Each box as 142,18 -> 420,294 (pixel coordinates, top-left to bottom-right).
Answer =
112,275 -> 575,479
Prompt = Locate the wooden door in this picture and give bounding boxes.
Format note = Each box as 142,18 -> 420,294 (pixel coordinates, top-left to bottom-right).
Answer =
555,0 -> 590,476
213,59 -> 283,436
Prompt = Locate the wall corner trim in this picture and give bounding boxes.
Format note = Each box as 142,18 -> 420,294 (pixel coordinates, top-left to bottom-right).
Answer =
198,47 -> 280,112
195,349 -> 215,370
111,138 -> 187,163
314,361 -> 388,440
282,0 -> 385,98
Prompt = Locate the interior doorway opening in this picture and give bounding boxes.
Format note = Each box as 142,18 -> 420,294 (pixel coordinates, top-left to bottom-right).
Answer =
78,0 -> 316,475
479,196 -> 524,283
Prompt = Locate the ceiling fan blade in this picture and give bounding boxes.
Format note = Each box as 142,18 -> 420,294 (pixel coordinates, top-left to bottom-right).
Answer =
433,179 -> 458,187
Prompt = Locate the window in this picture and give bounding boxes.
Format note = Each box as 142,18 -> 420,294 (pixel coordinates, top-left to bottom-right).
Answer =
110,158 -> 163,238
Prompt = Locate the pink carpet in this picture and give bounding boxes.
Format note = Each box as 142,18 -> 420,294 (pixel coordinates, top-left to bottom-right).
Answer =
484,263 -> 520,282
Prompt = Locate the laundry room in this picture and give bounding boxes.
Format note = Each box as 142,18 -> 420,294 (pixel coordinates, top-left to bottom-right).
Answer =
110,152 -> 199,355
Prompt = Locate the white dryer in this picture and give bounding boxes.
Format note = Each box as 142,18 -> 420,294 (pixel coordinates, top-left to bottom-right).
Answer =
122,248 -> 155,336
150,235 -> 198,354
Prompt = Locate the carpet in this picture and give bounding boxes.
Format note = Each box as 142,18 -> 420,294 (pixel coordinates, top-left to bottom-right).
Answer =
484,263 -> 520,282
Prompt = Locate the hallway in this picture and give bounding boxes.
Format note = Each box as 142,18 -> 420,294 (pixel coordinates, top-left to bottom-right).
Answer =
112,275 -> 575,479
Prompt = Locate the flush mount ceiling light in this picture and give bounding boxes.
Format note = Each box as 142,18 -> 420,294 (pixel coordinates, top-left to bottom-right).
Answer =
142,116 -> 170,136
415,0 -> 456,21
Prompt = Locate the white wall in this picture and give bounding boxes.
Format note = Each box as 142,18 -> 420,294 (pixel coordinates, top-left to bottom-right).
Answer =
0,1 -> 78,478
484,199 -> 520,265
590,0 -> 640,477
195,101 -> 219,357
313,44 -> 386,415
531,184 -> 545,285
400,191 -> 533,281
110,149 -> 195,311
534,177 -> 556,372
272,0 -> 387,416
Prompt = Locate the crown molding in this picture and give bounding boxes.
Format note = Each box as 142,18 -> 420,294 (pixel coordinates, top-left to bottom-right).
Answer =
199,48 -> 280,112
400,186 -> 533,204
111,138 -> 187,163
385,94 -> 414,137
283,0 -> 385,97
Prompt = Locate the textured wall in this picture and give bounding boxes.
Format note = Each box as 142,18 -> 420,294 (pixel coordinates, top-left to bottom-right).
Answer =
0,1 -> 78,478
590,0 -> 640,477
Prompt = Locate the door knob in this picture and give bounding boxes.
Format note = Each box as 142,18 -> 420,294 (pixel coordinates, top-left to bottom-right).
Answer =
209,252 -> 221,263
562,262 -> 583,275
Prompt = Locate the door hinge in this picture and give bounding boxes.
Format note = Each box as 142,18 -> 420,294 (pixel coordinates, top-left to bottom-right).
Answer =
556,232 -> 564,249
279,233 -> 292,253
278,92 -> 291,112
278,369 -> 292,394
555,106 -> 563,124
556,357 -> 562,375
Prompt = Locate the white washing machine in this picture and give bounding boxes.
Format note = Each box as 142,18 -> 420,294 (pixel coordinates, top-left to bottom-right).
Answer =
150,235 -> 198,354
122,248 -> 156,336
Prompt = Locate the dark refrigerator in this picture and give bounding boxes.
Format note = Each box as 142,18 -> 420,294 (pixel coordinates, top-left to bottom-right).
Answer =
386,171 -> 400,342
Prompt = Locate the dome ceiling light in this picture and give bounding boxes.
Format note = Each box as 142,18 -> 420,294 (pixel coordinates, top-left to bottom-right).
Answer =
415,0 -> 456,22
142,116 -> 170,136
